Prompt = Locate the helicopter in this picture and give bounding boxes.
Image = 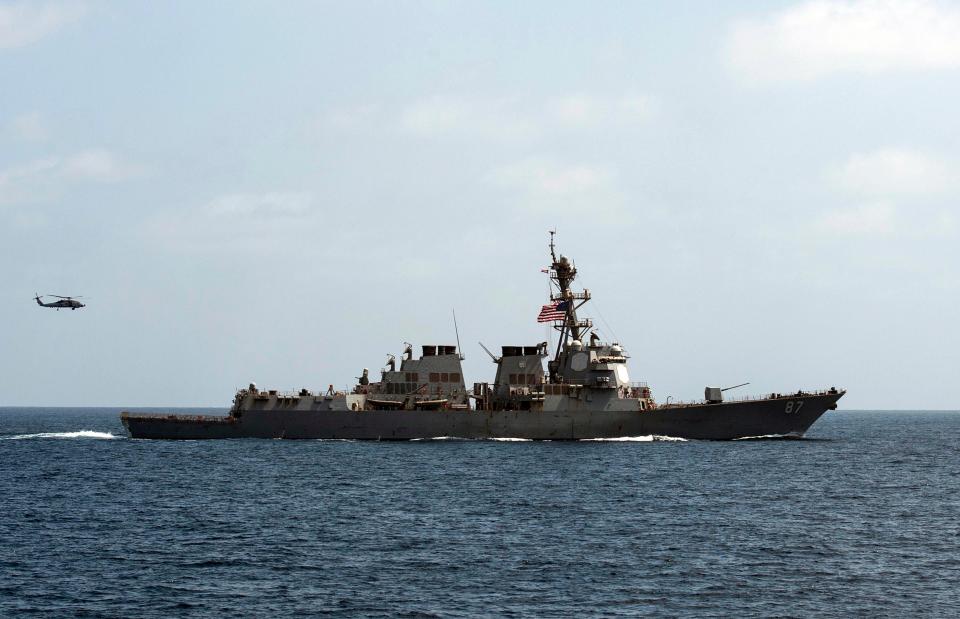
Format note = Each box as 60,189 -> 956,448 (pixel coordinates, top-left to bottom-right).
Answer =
35,294 -> 86,310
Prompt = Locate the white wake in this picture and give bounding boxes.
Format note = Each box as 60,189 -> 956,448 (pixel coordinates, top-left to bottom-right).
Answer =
4,430 -> 117,440
581,435 -> 688,442
410,436 -> 533,442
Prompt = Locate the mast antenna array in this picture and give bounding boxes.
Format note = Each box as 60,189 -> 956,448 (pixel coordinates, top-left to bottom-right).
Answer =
543,230 -> 593,373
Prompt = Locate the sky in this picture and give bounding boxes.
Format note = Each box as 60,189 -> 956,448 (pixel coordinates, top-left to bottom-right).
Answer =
1,0 -> 958,409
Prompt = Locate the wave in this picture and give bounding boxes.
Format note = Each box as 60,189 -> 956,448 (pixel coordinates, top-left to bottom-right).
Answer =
732,433 -> 803,441
3,430 -> 117,441
581,435 -> 688,442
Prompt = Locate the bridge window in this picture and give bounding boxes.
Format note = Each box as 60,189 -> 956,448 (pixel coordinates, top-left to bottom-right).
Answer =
441,373 -> 449,382
429,372 -> 439,382
450,373 -> 460,382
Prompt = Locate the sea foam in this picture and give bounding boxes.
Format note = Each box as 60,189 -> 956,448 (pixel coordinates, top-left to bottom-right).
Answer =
410,436 -> 534,442
4,430 -> 117,440
581,435 -> 688,442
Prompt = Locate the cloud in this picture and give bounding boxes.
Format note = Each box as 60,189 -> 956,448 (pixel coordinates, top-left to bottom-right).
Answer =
8,111 -> 49,141
0,157 -> 59,204
487,158 -> 624,217
324,92 -> 657,143
142,191 -> 318,256
205,192 -> 312,217
725,0 -> 960,83
0,2 -> 87,50
399,95 -> 539,142
817,148 -> 958,238
835,148 -> 953,196
0,149 -> 146,205
0,157 -> 59,187
490,159 -> 616,196
816,202 -> 958,239
818,203 -> 897,235
321,103 -> 384,132
546,93 -> 655,129
63,149 -> 147,182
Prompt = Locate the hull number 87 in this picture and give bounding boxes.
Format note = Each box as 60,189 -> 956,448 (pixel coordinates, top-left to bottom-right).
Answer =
785,401 -> 804,415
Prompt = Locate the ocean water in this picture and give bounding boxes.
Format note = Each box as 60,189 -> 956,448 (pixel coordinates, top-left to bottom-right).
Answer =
1,408 -> 958,618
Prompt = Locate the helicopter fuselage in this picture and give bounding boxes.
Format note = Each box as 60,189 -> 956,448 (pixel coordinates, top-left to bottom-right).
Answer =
35,296 -> 85,310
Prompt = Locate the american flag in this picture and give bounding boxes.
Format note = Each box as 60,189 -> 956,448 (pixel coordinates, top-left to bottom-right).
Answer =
537,300 -> 569,322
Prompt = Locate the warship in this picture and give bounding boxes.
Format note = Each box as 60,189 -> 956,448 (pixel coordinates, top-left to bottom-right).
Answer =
121,234 -> 844,440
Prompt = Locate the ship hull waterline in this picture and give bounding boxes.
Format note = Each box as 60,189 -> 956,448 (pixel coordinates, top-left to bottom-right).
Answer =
121,392 -> 842,441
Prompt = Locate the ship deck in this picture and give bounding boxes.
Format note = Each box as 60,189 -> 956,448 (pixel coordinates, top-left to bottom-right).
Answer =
655,388 -> 843,409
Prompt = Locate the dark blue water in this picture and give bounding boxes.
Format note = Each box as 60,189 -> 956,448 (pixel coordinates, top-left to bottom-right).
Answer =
1,409 -> 958,617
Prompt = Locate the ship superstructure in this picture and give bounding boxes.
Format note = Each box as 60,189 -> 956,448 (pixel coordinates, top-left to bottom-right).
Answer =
358,344 -> 469,411
121,234 -> 844,440
473,234 -> 654,413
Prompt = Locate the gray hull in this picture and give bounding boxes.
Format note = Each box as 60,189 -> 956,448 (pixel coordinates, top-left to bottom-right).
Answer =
121,392 -> 842,441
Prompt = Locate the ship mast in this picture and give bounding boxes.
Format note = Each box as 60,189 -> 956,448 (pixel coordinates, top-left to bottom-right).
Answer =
546,231 -> 592,375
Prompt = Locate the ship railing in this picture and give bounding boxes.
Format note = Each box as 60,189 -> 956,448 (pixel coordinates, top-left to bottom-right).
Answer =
242,387 -> 348,398
120,411 -> 234,422
655,387 -> 844,408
